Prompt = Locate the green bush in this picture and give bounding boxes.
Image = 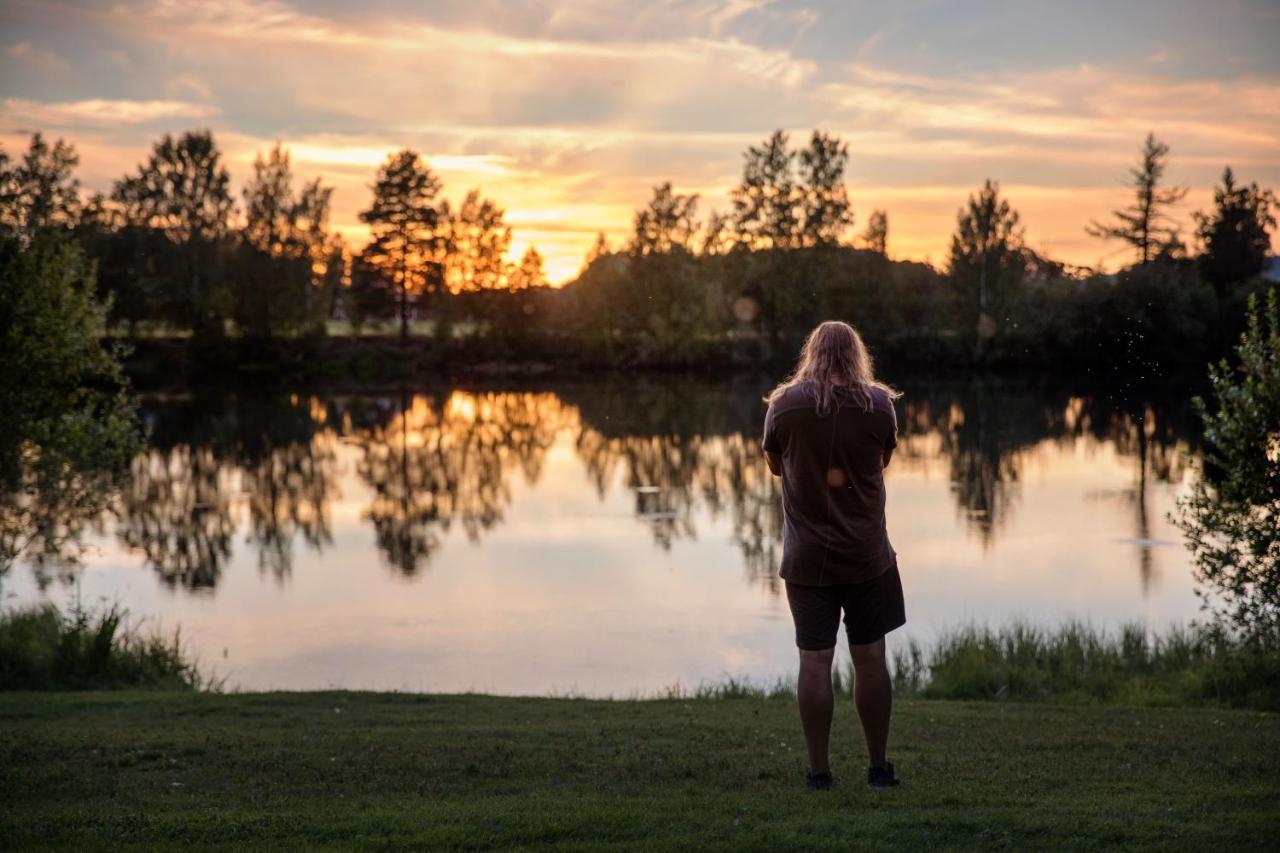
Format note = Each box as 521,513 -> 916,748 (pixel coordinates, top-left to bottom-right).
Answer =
1177,289 -> 1280,641
0,602 -> 210,691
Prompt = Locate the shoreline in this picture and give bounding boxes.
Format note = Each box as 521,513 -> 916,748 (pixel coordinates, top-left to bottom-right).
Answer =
111,333 -> 1220,390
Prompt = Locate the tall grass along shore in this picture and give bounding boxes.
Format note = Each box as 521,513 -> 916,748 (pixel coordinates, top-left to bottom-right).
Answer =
3,604 -> 1277,711
0,603 -> 209,692
888,621 -> 1280,711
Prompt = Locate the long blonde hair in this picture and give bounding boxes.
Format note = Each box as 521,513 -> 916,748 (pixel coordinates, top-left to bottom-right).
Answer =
766,321 -> 901,415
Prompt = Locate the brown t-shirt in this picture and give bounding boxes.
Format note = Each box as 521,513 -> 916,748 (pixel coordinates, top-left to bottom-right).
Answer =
762,380 -> 898,586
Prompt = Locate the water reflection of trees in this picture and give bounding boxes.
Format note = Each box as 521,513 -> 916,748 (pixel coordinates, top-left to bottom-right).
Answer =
1060,395 -> 1196,591
895,394 -> 1025,549
0,443 -> 115,590
11,377 -> 1201,596
891,379 -> 1197,557
700,434 -> 784,593
565,377 -> 783,588
576,431 -> 702,548
574,426 -> 784,590
243,430 -> 338,581
118,445 -> 236,590
116,393 -> 339,589
108,389 -> 566,586
569,376 -> 1198,593
354,391 -> 563,575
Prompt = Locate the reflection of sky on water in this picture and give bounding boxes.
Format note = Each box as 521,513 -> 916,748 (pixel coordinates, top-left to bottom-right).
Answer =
2,380 -> 1201,696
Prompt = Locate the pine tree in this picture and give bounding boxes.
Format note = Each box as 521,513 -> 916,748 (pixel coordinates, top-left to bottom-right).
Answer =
584,231 -> 611,266
731,130 -> 800,250
239,144 -> 335,335
0,132 -> 82,243
700,212 -> 733,256
797,130 -> 852,247
358,150 -> 444,342
862,209 -> 888,256
1195,167 -> 1276,292
441,189 -> 511,292
112,130 -> 235,335
1087,132 -> 1188,265
508,246 -> 546,291
949,180 -> 1026,357
629,183 -> 699,256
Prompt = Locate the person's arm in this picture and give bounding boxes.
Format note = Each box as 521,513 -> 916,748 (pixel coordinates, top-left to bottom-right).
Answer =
762,403 -> 782,476
883,395 -> 898,470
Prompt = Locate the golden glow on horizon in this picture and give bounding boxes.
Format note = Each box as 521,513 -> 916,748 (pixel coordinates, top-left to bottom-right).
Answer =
2,120 -> 1271,283
0,129 -> 1264,285
447,393 -> 478,423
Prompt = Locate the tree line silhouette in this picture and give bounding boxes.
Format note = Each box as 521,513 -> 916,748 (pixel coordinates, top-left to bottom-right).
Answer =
6,381 -> 1197,594
0,128 -> 1274,369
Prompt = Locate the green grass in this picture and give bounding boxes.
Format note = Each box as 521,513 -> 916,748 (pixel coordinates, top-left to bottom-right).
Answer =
0,603 -> 208,691
3,610 -> 1276,847
1,690 -> 1276,850
887,621 -> 1280,711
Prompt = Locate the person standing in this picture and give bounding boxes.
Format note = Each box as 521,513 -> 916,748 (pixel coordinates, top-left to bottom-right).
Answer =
762,320 -> 905,790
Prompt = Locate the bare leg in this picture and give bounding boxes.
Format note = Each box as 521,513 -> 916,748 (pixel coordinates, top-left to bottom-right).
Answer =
797,647 -> 836,773
850,636 -> 892,768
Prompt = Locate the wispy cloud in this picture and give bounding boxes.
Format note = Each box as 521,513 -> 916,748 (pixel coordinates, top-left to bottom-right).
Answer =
1,98 -> 218,128
822,63 -> 1280,158
168,74 -> 214,101
134,0 -> 816,78
5,41 -> 71,75
283,141 -> 516,177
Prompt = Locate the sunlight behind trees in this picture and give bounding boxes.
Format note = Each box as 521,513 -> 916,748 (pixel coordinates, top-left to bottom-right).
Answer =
0,126 -> 1273,372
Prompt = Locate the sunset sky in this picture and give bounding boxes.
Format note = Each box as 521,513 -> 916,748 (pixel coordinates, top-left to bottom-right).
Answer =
2,0 -> 1278,283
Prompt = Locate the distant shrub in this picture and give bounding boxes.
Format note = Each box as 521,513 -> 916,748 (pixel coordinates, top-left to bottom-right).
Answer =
0,602 -> 211,691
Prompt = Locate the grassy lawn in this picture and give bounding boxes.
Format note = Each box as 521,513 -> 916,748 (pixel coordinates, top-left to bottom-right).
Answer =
1,691 -> 1276,851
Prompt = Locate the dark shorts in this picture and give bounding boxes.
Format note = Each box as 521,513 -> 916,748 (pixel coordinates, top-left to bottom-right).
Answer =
784,562 -> 906,650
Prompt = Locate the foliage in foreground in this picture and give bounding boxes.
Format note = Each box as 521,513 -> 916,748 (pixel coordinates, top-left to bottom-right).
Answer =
0,603 -> 209,691
0,231 -> 141,572
887,621 -> 1280,711
1177,289 -> 1280,642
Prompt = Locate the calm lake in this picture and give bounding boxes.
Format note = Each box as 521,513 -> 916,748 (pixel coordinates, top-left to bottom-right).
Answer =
4,373 -> 1206,696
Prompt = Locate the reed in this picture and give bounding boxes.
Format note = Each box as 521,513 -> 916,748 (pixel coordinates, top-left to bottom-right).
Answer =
886,620 -> 1279,710
0,602 -> 213,691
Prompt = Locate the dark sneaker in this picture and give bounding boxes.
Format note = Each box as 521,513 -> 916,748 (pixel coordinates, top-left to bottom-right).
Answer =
867,762 -> 900,789
805,770 -> 835,791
